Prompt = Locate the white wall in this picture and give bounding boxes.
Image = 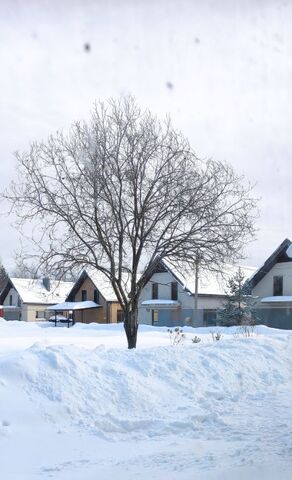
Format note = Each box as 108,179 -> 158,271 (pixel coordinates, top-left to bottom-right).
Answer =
24,304 -> 49,322
197,296 -> 225,310
139,272 -> 194,306
3,287 -> 54,322
3,287 -> 21,307
138,271 -> 226,325
253,262 -> 292,299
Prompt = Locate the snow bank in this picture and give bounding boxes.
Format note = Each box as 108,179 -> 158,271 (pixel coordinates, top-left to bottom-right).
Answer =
0,322 -> 292,479
1,335 -> 291,440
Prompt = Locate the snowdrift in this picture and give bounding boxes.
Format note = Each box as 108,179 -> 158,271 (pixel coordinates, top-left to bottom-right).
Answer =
0,327 -> 291,439
0,322 -> 292,479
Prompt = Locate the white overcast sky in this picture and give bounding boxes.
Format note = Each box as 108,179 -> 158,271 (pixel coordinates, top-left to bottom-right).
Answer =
0,0 -> 291,271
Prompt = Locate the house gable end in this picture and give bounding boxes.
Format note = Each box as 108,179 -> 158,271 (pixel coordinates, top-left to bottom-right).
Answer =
250,238 -> 292,289
0,279 -> 24,305
66,270 -> 108,305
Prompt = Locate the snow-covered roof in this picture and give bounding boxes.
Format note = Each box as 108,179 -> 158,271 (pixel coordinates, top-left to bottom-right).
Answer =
67,269 -> 133,303
10,278 -> 74,305
261,296 -> 292,303
162,260 -> 256,296
141,299 -> 180,307
85,270 -> 119,302
47,300 -> 100,311
74,261 -> 256,304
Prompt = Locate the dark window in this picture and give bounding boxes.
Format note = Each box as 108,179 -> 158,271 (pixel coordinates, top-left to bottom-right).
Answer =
273,276 -> 283,296
152,309 -> 158,325
117,310 -> 124,323
203,310 -> 217,327
81,290 -> 87,301
152,282 -> 158,299
171,282 -> 178,301
94,289 -> 99,304
9,294 -> 12,306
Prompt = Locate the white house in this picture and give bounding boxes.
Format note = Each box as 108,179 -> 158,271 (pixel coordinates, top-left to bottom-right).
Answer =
138,259 -> 256,327
249,238 -> 292,329
0,277 -> 74,322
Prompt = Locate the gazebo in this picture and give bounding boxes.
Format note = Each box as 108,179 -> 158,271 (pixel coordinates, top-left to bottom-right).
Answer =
47,300 -> 101,327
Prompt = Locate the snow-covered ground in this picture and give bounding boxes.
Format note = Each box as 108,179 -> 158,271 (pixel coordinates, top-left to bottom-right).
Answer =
0,319 -> 292,479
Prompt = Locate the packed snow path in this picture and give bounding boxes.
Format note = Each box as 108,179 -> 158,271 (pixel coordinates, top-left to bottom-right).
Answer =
0,320 -> 291,479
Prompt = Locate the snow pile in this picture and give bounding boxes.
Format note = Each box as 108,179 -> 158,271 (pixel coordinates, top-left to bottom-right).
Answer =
0,322 -> 292,479
0,336 -> 291,439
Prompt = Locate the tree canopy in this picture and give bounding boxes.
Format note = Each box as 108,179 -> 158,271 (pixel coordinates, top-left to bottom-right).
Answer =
6,97 -> 256,347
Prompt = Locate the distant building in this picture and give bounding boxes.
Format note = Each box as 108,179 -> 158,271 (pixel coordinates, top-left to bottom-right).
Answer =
62,260 -> 256,327
0,258 -> 257,328
0,277 -> 74,321
138,259 -> 255,327
250,238 -> 292,329
66,270 -> 122,323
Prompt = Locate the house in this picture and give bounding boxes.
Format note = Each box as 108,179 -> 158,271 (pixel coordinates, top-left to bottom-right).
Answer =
0,277 -> 74,321
249,238 -> 292,329
138,259 -> 256,327
64,260 -> 256,327
66,270 -> 122,323
0,258 -> 257,326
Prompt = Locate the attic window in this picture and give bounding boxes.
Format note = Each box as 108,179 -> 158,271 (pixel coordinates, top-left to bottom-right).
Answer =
273,276 -> 283,296
152,283 -> 158,299
94,289 -> 99,304
171,282 -> 178,301
81,290 -> 87,301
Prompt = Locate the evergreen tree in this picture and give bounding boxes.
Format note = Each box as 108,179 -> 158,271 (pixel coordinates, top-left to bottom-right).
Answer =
218,268 -> 258,327
0,261 -> 9,293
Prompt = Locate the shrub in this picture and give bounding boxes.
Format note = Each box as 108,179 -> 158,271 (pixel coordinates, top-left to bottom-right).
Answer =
211,331 -> 222,341
168,327 -> 185,345
192,336 -> 201,343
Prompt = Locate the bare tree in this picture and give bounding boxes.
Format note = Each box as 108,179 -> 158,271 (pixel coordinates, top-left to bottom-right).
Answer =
4,97 -> 256,348
11,256 -> 38,279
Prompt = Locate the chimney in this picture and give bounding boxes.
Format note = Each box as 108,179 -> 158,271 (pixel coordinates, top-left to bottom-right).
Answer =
43,277 -> 50,291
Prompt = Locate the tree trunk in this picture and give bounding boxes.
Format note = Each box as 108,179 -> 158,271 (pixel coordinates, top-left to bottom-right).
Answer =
124,310 -> 139,349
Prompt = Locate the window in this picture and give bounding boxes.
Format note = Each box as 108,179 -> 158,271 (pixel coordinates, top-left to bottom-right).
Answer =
9,294 -> 12,306
117,310 -> 124,323
81,290 -> 87,301
152,282 -> 158,299
203,310 -> 217,327
273,276 -> 283,296
171,282 -> 178,301
94,289 -> 99,304
152,309 -> 158,325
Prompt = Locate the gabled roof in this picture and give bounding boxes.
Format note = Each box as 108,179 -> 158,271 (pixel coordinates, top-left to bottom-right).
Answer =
65,258 -> 257,305
0,277 -> 74,305
66,269 -> 118,302
249,238 -> 292,289
160,259 -> 256,296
